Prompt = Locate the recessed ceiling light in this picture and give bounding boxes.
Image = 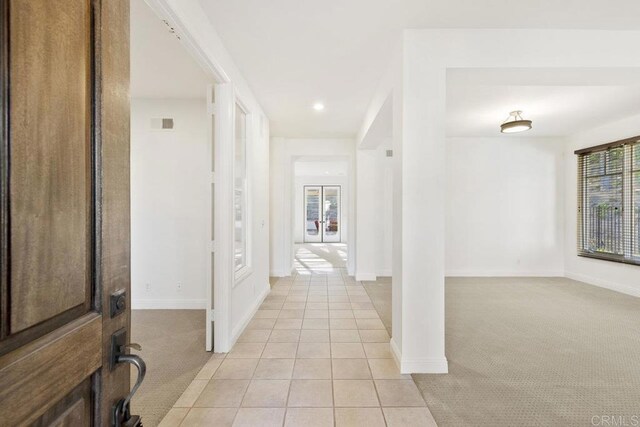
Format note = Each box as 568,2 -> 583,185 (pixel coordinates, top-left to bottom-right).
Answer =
500,110 -> 532,133
313,103 -> 325,111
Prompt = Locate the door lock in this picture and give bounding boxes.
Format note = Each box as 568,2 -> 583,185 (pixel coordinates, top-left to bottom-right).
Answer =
110,289 -> 127,318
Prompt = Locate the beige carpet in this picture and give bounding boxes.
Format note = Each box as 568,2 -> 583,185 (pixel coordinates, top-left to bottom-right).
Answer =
414,277 -> 640,426
131,310 -> 211,427
362,277 -> 392,335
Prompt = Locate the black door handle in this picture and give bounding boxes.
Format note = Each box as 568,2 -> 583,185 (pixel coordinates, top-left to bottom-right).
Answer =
111,329 -> 147,427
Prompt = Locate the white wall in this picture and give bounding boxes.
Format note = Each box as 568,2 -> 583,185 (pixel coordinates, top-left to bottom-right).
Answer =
230,109 -> 271,337
355,142 -> 393,280
355,148 -> 378,281
564,113 -> 640,297
294,176 -> 349,244
376,144 -> 394,276
397,35 -> 448,373
270,138 -> 355,276
131,97 -> 209,308
445,137 -> 565,276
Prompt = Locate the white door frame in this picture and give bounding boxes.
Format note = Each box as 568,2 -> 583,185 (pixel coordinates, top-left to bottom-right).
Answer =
287,155 -> 355,274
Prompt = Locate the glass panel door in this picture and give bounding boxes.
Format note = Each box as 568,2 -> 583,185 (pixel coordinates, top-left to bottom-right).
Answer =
322,186 -> 341,243
304,186 -> 341,243
304,186 -> 322,242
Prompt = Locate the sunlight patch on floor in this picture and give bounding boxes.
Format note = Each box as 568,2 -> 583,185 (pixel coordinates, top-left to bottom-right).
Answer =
294,243 -> 347,275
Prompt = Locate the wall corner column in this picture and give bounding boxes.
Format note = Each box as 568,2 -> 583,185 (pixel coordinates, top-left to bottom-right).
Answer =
397,39 -> 448,373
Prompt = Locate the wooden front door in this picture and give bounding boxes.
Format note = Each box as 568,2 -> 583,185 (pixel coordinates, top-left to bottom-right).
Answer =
0,0 -> 133,425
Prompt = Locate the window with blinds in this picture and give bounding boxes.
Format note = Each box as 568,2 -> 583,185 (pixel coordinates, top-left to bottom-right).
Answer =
576,136 -> 640,265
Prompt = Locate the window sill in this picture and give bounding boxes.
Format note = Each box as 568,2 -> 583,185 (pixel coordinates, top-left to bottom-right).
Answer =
234,266 -> 253,286
578,253 -> 640,267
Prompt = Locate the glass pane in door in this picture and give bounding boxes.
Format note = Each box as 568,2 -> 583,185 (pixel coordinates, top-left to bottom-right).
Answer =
304,186 -> 322,242
322,186 -> 341,243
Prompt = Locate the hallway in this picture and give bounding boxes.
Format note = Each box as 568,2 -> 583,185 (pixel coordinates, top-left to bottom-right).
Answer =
160,245 -> 436,426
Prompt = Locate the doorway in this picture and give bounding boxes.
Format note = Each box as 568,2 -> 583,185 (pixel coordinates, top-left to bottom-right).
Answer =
304,185 -> 341,243
129,0 -> 218,424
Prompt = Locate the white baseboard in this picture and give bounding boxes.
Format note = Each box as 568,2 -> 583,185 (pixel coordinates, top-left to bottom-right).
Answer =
565,271 -> 640,298
269,270 -> 289,277
390,337 -> 448,374
230,285 -> 271,347
376,269 -> 392,277
401,357 -> 449,374
355,273 -> 377,281
131,298 -> 206,310
444,270 -> 639,297
446,271 -> 564,277
390,337 -> 402,370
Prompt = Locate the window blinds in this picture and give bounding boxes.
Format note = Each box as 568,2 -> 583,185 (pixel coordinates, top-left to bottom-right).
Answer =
576,136 -> 640,265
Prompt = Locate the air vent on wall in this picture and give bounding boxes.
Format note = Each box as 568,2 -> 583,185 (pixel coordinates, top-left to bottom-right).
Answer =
386,149 -> 393,157
150,118 -> 174,130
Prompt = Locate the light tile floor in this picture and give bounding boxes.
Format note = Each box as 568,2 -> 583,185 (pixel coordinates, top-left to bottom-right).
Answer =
160,264 -> 437,426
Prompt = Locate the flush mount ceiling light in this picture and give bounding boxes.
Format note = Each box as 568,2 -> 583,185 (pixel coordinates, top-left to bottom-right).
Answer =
313,102 -> 325,111
500,110 -> 532,133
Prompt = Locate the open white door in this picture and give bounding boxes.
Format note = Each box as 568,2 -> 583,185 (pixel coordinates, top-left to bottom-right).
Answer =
205,82 -> 244,353
208,82 -> 236,353
205,84 -> 215,351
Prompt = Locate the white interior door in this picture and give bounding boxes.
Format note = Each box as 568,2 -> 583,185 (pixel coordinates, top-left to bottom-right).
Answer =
304,186 -> 322,243
205,84 -> 215,351
322,186 -> 341,243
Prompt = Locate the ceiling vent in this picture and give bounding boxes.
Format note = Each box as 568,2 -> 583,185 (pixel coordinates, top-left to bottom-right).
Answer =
151,118 -> 174,130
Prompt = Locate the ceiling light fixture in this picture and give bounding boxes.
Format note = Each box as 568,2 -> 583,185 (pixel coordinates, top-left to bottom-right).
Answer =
313,103 -> 325,111
500,110 -> 532,133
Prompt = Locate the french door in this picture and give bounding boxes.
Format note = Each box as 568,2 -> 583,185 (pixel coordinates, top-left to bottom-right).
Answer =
304,186 -> 341,243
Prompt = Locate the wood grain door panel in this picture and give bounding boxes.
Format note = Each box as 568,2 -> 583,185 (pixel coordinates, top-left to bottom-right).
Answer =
0,314 -> 101,426
8,0 -> 92,334
32,379 -> 93,427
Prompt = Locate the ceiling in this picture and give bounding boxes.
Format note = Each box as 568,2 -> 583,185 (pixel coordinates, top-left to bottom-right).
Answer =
295,160 -> 349,177
130,0 -> 211,99
446,68 -> 640,137
199,0 -> 640,138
